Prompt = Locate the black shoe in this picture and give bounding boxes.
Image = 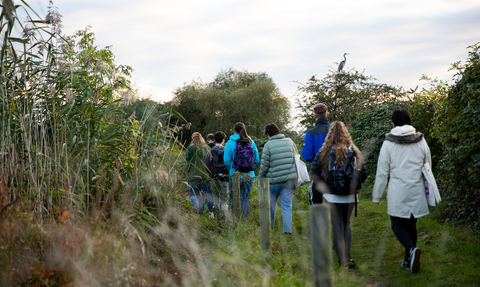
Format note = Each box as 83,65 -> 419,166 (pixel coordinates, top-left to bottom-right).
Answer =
410,247 -> 421,273
339,259 -> 356,269
400,259 -> 410,269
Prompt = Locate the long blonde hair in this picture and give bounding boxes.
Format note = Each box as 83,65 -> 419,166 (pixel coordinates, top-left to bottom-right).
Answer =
318,121 -> 362,179
190,132 -> 207,151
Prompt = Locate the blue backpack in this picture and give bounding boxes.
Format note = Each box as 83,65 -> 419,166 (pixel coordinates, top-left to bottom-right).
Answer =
233,139 -> 255,172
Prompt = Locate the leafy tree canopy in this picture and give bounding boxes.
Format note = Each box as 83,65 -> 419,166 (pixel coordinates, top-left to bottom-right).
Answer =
171,68 -> 290,144
295,67 -> 403,130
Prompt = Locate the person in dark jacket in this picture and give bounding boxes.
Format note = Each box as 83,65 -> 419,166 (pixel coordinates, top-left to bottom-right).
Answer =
206,133 -> 216,149
204,131 -> 229,216
301,103 -> 330,204
310,121 -> 368,268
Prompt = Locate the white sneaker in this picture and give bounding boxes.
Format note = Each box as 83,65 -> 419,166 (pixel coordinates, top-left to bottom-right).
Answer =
410,247 -> 421,273
209,212 -> 215,219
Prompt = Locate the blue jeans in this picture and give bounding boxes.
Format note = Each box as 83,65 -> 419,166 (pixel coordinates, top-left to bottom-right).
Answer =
229,175 -> 255,219
270,179 -> 295,233
189,180 -> 210,215
210,179 -> 229,214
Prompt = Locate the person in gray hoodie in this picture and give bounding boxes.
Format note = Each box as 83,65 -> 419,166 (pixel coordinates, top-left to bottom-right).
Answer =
259,123 -> 298,234
204,131 -> 229,216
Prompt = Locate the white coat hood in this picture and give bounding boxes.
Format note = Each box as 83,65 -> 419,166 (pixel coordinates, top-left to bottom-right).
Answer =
390,125 -> 416,136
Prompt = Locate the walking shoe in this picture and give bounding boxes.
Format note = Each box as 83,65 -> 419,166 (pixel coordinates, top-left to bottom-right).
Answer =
339,259 -> 356,269
400,259 -> 410,269
410,247 -> 421,273
209,212 -> 215,219
346,258 -> 356,269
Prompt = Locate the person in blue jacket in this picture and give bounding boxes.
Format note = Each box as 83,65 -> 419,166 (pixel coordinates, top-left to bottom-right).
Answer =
301,103 -> 330,204
224,122 -> 260,219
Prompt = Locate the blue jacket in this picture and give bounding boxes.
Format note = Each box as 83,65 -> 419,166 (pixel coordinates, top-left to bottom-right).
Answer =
224,134 -> 260,178
301,118 -> 330,162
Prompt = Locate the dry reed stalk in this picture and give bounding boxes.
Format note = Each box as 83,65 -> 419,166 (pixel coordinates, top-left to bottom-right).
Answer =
92,171 -> 106,215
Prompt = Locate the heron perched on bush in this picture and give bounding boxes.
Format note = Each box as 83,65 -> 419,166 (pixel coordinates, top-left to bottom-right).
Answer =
338,53 -> 349,72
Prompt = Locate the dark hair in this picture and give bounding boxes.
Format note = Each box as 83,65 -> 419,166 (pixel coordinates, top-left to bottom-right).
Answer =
234,122 -> 249,141
213,131 -> 226,143
391,109 -> 411,127
314,103 -> 328,118
206,133 -> 214,141
264,123 -> 281,137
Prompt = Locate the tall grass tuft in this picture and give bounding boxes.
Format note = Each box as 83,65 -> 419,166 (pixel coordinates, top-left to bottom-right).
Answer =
0,2 -> 192,284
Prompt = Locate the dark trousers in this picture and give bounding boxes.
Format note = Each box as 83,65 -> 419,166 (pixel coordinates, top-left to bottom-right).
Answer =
390,215 -> 418,261
327,201 -> 355,263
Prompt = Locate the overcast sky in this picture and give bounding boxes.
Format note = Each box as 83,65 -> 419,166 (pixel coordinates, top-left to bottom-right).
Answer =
25,0 -> 480,103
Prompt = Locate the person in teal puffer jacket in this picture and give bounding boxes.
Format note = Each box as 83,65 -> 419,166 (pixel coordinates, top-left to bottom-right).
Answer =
259,123 -> 298,234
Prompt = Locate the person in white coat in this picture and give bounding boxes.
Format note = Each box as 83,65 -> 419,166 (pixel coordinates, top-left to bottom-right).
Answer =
372,109 -> 431,274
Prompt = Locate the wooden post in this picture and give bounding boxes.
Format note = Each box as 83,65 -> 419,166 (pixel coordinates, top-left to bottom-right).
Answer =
310,204 -> 334,287
258,177 -> 271,256
232,172 -> 241,220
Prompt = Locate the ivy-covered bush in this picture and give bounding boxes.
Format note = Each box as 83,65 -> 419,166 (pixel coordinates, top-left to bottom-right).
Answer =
434,43 -> 480,228
349,96 -> 442,194
350,104 -> 395,178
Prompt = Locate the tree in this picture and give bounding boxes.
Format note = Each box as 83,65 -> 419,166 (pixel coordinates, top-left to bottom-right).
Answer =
171,68 -> 290,144
295,68 -> 403,130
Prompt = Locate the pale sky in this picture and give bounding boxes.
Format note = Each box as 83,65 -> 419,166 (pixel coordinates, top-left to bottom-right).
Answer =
23,0 -> 480,103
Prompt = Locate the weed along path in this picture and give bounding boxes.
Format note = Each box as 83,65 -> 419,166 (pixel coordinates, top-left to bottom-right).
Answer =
216,180 -> 480,286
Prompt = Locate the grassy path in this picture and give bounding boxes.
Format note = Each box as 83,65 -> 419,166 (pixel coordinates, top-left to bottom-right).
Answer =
206,181 -> 480,286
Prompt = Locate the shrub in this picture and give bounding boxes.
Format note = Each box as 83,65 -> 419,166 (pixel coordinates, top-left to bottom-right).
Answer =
433,42 -> 480,228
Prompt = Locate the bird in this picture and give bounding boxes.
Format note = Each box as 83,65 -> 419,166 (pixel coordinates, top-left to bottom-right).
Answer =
338,53 -> 349,72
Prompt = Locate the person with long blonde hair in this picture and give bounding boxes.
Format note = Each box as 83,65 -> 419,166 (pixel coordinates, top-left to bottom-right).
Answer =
185,132 -> 212,216
310,121 -> 368,268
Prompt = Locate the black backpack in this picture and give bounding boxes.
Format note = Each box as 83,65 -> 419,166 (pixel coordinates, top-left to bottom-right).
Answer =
326,147 -> 361,195
210,149 -> 229,180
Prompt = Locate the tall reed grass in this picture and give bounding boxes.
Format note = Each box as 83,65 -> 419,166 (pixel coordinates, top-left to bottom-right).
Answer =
0,2 -> 199,285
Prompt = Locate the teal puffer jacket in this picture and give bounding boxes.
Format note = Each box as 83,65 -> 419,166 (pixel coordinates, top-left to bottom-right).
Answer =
259,134 -> 298,184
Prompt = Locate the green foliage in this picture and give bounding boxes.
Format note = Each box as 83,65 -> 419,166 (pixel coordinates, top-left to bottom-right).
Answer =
350,93 -> 443,178
405,90 -> 443,167
432,42 -> 480,228
126,98 -> 169,133
296,67 -> 402,130
171,68 -> 291,144
0,2 -> 183,225
350,104 -> 396,176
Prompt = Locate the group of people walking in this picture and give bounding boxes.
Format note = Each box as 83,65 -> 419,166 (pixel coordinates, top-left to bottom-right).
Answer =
185,103 -> 432,274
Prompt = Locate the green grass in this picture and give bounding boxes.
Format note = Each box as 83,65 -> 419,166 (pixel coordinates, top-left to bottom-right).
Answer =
2,179 -> 478,286
199,180 -> 480,286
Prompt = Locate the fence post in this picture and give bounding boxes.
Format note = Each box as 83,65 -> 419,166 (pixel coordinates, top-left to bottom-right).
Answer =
310,204 -> 333,287
258,177 -> 271,256
232,172 -> 241,220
